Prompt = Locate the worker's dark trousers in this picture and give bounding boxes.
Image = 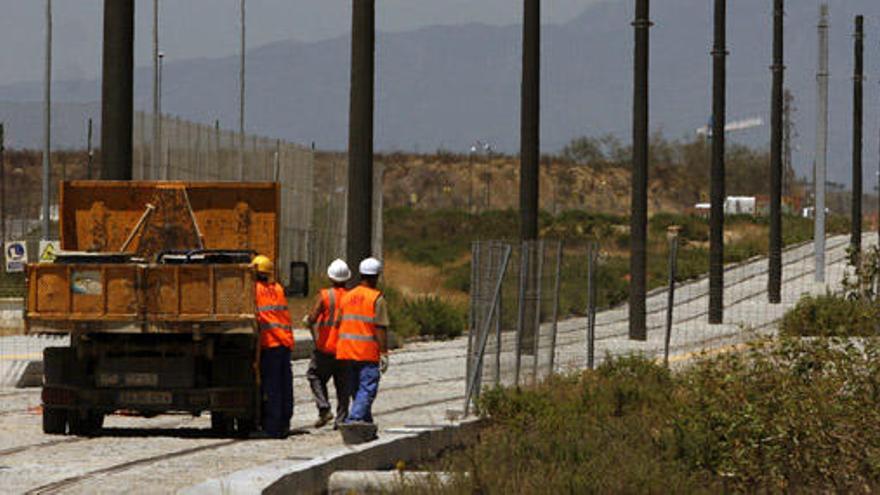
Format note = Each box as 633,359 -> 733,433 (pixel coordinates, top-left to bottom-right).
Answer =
260,346 -> 293,437
306,350 -> 349,424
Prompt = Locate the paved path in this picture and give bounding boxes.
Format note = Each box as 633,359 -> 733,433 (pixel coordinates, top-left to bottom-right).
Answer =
0,234 -> 867,494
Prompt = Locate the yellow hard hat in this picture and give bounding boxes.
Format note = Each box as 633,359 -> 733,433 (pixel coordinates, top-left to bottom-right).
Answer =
251,255 -> 274,275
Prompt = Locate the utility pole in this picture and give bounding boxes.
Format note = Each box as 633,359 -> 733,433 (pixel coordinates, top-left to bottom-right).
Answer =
815,3 -> 829,283
629,0 -> 650,340
346,0 -> 375,264
520,0 -> 540,241
0,123 -> 5,244
852,15 -> 864,255
768,0 -> 784,304
100,0 -> 135,181
152,0 -> 159,180
158,52 -> 164,178
238,0 -> 246,181
709,0 -> 726,324
87,118 -> 94,180
42,0 -> 52,240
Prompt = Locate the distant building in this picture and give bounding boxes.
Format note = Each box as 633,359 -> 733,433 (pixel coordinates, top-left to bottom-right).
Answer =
692,196 -> 756,217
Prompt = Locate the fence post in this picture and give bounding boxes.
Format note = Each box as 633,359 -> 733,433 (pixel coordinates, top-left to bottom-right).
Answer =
467,242 -> 479,396
547,241 -> 563,375
514,242 -> 529,387
494,243 -> 504,387
587,241 -> 598,370
531,240 -> 545,385
464,245 -> 512,416
664,227 -> 680,368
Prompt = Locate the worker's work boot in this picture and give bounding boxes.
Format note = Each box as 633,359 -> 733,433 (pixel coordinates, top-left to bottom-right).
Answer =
339,421 -> 378,445
314,409 -> 334,428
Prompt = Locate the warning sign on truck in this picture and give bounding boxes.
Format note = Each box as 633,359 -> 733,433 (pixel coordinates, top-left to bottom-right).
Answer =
4,241 -> 27,273
39,240 -> 60,263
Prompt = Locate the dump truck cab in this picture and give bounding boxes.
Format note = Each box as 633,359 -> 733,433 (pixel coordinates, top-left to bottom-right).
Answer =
26,181 -> 281,436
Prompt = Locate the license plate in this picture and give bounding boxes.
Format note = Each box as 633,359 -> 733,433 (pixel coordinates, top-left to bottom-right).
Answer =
124,373 -> 159,387
118,391 -> 172,405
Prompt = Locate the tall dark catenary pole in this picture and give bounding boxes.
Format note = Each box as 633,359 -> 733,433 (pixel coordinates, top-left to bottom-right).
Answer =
814,4 -> 829,283
100,0 -> 134,181
0,123 -> 5,244
629,0 -> 650,340
708,0 -> 727,324
520,0 -> 540,241
852,15 -> 864,254
768,0 -> 784,303
42,0 -> 52,239
346,0 -> 375,264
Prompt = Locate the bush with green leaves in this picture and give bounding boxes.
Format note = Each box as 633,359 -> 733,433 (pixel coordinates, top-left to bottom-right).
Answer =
401,296 -> 466,340
398,339 -> 880,494
780,293 -> 880,337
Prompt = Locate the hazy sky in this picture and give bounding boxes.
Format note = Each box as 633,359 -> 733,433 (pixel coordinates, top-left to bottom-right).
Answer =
0,0 -> 606,86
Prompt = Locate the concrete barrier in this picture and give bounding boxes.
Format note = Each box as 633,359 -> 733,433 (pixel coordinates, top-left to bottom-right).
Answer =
0,297 -> 24,333
327,471 -> 456,494
182,420 -> 482,495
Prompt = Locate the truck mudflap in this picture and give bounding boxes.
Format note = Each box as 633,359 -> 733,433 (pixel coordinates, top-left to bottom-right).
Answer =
42,385 -> 256,414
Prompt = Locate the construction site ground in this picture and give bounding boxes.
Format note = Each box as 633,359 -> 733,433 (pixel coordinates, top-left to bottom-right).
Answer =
0,234 -> 863,494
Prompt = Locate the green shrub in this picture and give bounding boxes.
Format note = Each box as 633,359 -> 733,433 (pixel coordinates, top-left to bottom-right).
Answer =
780,293 -> 880,337
401,339 -> 880,494
402,296 -> 466,340
382,285 -> 421,339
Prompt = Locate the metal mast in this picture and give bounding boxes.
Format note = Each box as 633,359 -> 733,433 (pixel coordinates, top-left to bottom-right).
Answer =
814,4 -> 829,283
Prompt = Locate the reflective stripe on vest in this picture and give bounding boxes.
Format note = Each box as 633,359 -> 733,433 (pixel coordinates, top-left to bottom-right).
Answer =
340,314 -> 376,323
255,281 -> 294,350
336,285 -> 382,362
257,305 -> 289,312
338,333 -> 378,342
316,289 -> 338,328
315,287 -> 345,354
259,322 -> 292,331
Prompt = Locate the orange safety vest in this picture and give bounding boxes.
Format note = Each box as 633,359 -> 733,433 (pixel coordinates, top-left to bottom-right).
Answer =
255,281 -> 294,350
315,287 -> 346,354
335,285 -> 382,363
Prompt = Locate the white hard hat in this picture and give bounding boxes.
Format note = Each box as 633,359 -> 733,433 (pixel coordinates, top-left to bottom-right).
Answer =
359,257 -> 383,276
327,259 -> 351,282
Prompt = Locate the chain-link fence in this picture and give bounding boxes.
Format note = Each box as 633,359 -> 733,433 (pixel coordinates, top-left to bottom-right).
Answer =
466,240 -> 563,410
466,231 -> 878,411
132,112 -> 320,280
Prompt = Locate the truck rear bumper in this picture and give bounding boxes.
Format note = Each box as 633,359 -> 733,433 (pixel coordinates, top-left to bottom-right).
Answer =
42,385 -> 255,414
27,321 -> 255,335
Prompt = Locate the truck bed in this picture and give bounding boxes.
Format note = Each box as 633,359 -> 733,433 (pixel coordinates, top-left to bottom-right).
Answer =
26,263 -> 256,334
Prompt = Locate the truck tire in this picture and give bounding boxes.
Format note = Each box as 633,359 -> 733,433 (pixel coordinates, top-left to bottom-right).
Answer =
69,410 -> 104,437
210,412 -> 234,436
234,416 -> 256,438
42,407 -> 67,435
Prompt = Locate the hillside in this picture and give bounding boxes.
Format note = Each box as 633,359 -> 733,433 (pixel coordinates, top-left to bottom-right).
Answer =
0,0 -> 876,186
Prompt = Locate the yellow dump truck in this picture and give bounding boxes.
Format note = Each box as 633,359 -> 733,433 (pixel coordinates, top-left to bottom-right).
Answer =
26,181 -> 285,436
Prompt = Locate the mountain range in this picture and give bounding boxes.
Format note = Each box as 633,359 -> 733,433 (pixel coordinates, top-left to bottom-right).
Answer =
0,0 -> 878,187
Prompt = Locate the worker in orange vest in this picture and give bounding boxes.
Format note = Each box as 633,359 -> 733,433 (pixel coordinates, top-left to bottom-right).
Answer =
303,258 -> 351,428
336,257 -> 389,432
251,255 -> 294,438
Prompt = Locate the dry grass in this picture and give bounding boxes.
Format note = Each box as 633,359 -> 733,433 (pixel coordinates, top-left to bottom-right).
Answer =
384,254 -> 468,305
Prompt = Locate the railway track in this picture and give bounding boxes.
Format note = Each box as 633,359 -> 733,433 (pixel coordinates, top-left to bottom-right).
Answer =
19,387 -> 468,494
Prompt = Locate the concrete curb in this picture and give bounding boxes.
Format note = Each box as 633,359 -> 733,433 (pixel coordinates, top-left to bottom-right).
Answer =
181,419 -> 482,495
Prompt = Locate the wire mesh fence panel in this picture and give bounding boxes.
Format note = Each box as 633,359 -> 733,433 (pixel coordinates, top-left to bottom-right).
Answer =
468,240 -> 562,397
132,112 -> 316,284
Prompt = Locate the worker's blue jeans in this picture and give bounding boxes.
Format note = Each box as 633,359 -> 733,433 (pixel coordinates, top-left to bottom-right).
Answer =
260,346 -> 293,437
344,361 -> 380,423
